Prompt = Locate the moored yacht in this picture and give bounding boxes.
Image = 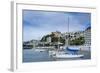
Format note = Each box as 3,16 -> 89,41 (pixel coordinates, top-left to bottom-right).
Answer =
53,53 -> 84,59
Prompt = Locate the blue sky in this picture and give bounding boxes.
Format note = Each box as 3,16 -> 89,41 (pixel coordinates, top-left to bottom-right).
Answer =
23,10 -> 91,41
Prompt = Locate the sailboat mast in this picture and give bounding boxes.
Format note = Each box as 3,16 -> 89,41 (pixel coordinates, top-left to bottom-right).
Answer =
68,16 -> 69,46
65,16 -> 70,47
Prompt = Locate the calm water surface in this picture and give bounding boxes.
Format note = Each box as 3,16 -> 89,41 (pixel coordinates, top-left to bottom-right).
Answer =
23,48 -> 91,62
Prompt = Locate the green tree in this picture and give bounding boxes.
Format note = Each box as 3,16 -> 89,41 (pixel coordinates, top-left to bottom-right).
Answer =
69,36 -> 85,45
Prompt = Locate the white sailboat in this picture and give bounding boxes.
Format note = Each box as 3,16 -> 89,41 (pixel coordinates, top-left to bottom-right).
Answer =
52,17 -> 84,59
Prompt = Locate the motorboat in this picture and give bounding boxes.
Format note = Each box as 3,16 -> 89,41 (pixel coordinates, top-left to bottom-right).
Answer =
34,49 -> 46,52
48,50 -> 56,56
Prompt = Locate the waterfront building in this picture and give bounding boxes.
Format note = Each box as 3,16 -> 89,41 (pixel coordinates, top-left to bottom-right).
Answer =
46,36 -> 51,43
84,27 -> 91,46
62,31 -> 84,41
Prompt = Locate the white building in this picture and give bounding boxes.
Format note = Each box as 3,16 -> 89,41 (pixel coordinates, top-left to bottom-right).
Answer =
46,36 -> 51,43
62,31 -> 84,41
84,27 -> 91,46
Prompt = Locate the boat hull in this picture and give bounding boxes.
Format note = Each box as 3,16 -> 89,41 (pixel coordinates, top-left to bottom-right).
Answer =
53,54 -> 84,59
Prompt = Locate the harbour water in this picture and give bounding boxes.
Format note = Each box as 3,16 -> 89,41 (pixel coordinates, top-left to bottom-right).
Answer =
23,48 -> 91,62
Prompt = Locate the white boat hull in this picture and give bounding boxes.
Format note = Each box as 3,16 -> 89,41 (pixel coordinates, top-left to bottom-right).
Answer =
53,54 -> 84,59
34,49 -> 46,52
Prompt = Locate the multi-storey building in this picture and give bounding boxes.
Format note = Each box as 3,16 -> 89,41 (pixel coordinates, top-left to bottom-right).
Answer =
84,27 -> 91,46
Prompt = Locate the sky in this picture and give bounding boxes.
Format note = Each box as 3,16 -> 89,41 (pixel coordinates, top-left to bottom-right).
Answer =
23,10 -> 91,41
